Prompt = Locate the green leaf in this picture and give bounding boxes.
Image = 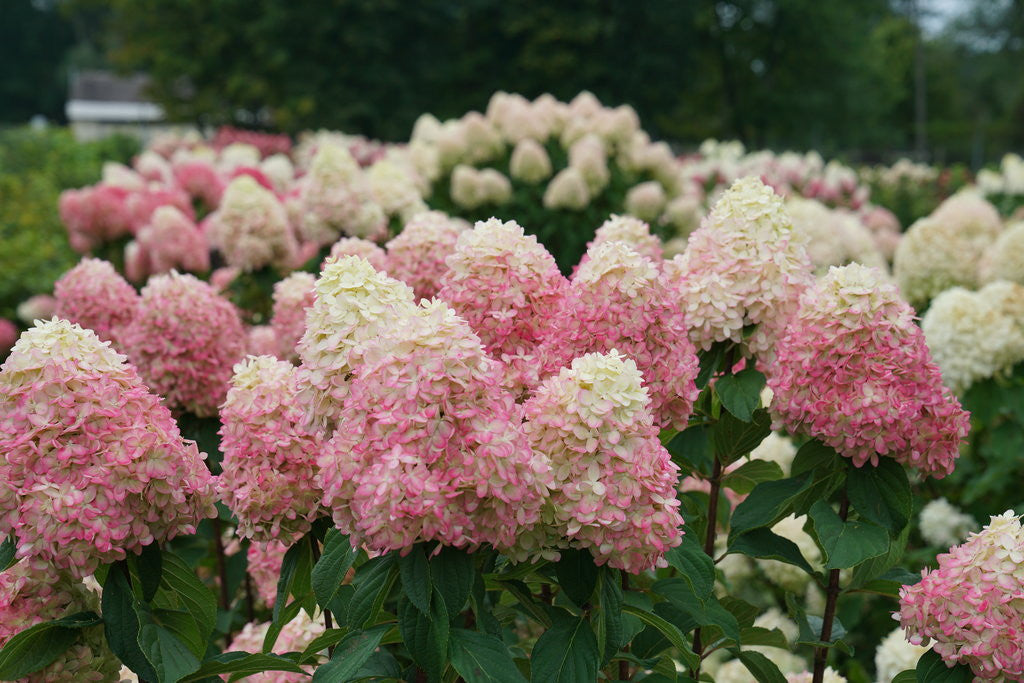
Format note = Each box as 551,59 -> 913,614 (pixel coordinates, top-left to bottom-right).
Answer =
595,568 -> 623,665
663,536 -> 715,598
431,545 -> 475,616
619,604 -> 698,671
347,554 -> 396,629
850,525 -> 911,588
0,613 -> 99,680
916,649 -> 973,682
790,440 -> 841,476
847,459 -> 912,534
716,368 -> 766,422
160,552 -> 217,653
398,593 -> 449,681
450,629 -> 526,683
665,426 -> 713,475
892,671 -> 917,683
297,628 -> 351,664
0,536 -> 15,572
399,544 -> 433,613
554,548 -> 598,607
739,626 -> 789,649
727,528 -> 815,574
722,460 -> 784,495
653,578 -> 741,644
712,409 -> 772,465
729,472 -> 814,538
179,653 -> 307,681
808,501 -> 889,570
147,607 -> 205,660
738,650 -> 787,683
696,342 -> 729,389
133,543 -> 163,603
312,529 -> 358,614
103,566 -> 158,681
263,600 -> 303,654
530,610 -> 599,683
274,536 -> 313,623
311,624 -> 390,682
137,621 -> 201,682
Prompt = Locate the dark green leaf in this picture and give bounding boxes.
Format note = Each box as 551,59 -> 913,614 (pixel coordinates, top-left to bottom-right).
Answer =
727,528 -> 815,574
722,460 -> 784,495
137,621 -> 201,682
850,525 -> 910,588
275,536 -> 313,623
712,409 -> 772,465
619,604 -> 698,671
808,501 -> 889,570
595,568 -> 623,665
311,624 -> 390,682
847,459 -> 912,534
0,613 -> 98,680
0,536 -> 15,572
312,529 -> 357,614
916,648 -> 972,682
133,543 -> 163,603
530,610 -> 599,683
554,548 -> 598,607
431,545 -> 475,616
347,554 -> 396,629
160,552 -> 217,651
663,536 -> 715,598
721,597 -> 759,628
696,342 -> 729,389
716,368 -> 766,422
398,593 -> 449,681
450,629 -> 526,683
739,626 -> 789,649
103,566 -> 158,681
297,628 -> 351,664
399,544 -> 433,613
653,578 -> 741,644
666,426 -> 713,475
729,472 -> 814,539
790,440 -> 841,476
179,653 -> 306,681
263,600 -> 303,654
892,671 -> 917,683
738,650 -> 787,683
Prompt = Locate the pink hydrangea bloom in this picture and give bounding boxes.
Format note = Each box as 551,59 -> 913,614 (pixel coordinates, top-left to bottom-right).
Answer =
17,294 -> 57,323
325,237 -> 388,272
317,300 -> 551,558
121,272 -> 246,416
299,142 -> 374,245
0,562 -> 121,681
667,177 -> 813,361
225,611 -> 323,682
246,325 -> 279,357
53,258 -> 139,348
384,211 -> 468,300
136,205 -> 211,276
767,264 -> 969,477
207,176 -> 298,272
542,241 -> 699,429
0,319 -> 16,356
218,356 -> 322,542
587,214 -> 664,264
59,184 -> 132,252
210,266 -> 241,293
270,272 -> 316,362
246,540 -> 287,608
172,158 -> 225,209
437,218 -> 568,393
297,256 -> 416,430
0,320 -> 217,576
523,350 -> 684,573
899,511 -> 1024,679
124,185 -> 194,234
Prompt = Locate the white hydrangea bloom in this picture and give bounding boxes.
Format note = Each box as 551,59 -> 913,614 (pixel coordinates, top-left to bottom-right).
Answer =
509,138 -> 553,184
750,432 -> 797,476
919,497 -> 978,548
979,221 -> 1024,285
544,167 -> 590,210
758,514 -> 821,592
874,627 -> 929,683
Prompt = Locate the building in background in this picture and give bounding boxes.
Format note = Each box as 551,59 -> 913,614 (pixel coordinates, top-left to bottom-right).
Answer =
65,70 -> 180,142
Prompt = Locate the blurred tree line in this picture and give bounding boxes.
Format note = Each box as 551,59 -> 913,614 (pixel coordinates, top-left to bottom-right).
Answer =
3,0 -> 1022,163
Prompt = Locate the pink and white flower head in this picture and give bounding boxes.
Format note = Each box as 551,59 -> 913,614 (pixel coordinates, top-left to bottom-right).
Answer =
53,258 -> 139,348
543,241 -> 699,429
860,205 -> 902,261
767,263 -> 969,478
317,299 -> 550,558
437,218 -> 568,393
299,141 -> 366,245
523,350 -> 684,574
208,176 -> 297,272
899,511 -> 1024,679
587,214 -> 664,264
0,562 -> 121,681
58,184 -> 132,252
226,611 -> 324,681
296,256 -> 416,430
0,319 -> 15,357
172,158 -> 225,209
134,150 -> 173,184
124,185 -> 194,234
325,236 -> 388,273
136,205 -> 210,276
16,294 -> 57,324
121,272 -> 246,416
667,176 -> 813,361
509,138 -> 553,184
385,211 -> 468,300
270,272 -> 316,362
218,356 -> 322,543
246,540 -> 288,607
245,325 -> 279,357
624,181 -> 667,223
543,167 -> 590,211
0,320 -> 217,576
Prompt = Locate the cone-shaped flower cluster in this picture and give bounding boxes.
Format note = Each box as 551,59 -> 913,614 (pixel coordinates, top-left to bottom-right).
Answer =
296,256 -> 417,430
542,241 -> 699,429
0,320 -> 217,576
218,356 -> 322,543
53,258 -> 139,349
121,272 -> 246,416
270,272 -> 316,362
135,205 -> 210,277
767,264 -> 969,478
586,214 -> 663,264
385,211 -> 468,300
208,176 -> 298,271
300,142 -> 377,244
317,299 -> 551,557
58,184 -> 132,253
899,511 -> 1024,679
523,350 -> 684,573
438,218 -> 567,392
667,177 -> 813,360
0,562 -> 122,681
326,236 -> 388,273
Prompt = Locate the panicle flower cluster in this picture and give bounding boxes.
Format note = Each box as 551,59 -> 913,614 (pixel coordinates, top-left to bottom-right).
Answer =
385,211 -> 468,300
121,272 -> 246,416
542,241 -> 699,429
317,299 -> 551,558
124,186 -> 194,234
543,167 -> 590,210
786,197 -> 887,274
667,177 -> 813,361
899,511 -> 1024,679
17,294 -> 57,324
0,562 -> 121,681
0,320 -> 217,575
270,272 -> 317,361
0,319 -> 16,356
246,540 -> 288,607
218,356 -> 322,543
624,181 -> 667,222
921,285 -> 1024,394
523,350 -> 684,573
768,264 -> 969,478
297,256 -> 417,430
980,220 -> 1024,285
172,158 -> 225,208
450,165 -> 512,209
586,214 -> 663,263
509,138 -> 552,183
438,218 -> 567,392
918,497 -> 979,549
134,205 -> 210,278
300,141 -> 383,244
326,236 -> 388,273
53,258 -> 139,349
58,184 -> 132,252
208,176 -> 298,271
226,610 -> 324,682
246,325 -> 279,357
873,627 -> 929,683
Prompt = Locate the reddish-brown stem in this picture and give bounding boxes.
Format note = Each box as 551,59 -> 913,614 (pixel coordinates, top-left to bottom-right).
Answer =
812,493 -> 850,683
